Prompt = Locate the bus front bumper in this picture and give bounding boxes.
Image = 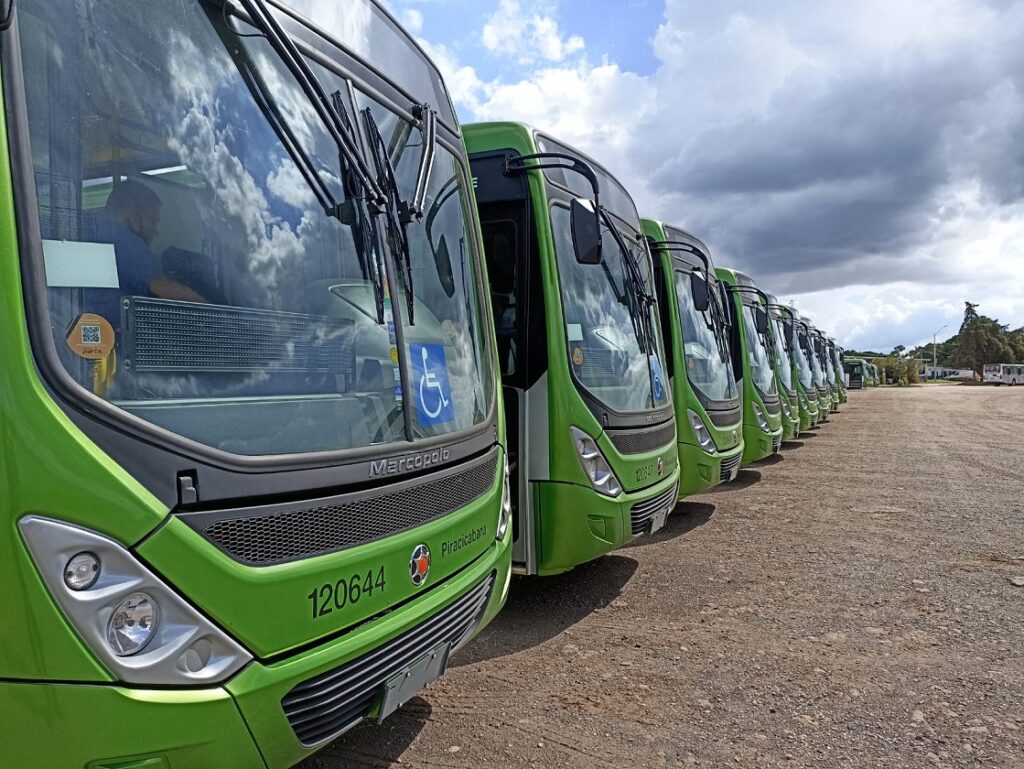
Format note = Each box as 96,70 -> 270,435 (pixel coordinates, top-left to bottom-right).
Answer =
533,470 -> 679,576
677,439 -> 744,498
2,539 -> 511,769
742,423 -> 784,465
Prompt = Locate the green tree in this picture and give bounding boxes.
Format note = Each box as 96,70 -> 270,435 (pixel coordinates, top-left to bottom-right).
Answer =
955,301 -> 1013,374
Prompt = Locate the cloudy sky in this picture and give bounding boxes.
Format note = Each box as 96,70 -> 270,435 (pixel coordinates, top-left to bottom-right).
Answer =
385,0 -> 1024,351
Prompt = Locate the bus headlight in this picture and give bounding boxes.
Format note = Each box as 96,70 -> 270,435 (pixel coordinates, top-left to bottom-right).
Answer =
107,592 -> 158,656
497,455 -> 511,541
780,397 -> 792,420
18,516 -> 251,685
570,427 -> 622,497
687,410 -> 717,454
752,402 -> 771,433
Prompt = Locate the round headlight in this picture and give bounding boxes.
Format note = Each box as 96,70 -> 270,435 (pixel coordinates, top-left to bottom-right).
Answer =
107,592 -> 159,656
64,552 -> 101,591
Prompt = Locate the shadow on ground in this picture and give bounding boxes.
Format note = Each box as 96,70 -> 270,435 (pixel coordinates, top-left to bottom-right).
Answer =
706,468 -> 762,492
783,440 -> 805,449
756,454 -> 785,467
623,501 -> 715,548
450,554 -> 638,668
296,698 -> 432,769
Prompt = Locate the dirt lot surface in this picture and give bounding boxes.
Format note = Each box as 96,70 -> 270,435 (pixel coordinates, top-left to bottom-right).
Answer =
302,385 -> 1024,769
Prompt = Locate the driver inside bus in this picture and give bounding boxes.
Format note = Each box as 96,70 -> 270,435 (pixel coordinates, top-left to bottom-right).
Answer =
92,180 -> 206,325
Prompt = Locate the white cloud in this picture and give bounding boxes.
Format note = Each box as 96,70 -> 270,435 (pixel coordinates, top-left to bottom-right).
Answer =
400,8 -> 424,34
481,0 -> 584,63
420,0 -> 1024,349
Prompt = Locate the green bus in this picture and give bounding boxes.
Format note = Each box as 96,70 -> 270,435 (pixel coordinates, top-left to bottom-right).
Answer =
828,339 -> 848,404
1,2 -> 513,767
790,315 -> 823,430
465,123 -> 680,576
716,268 -> 784,463
643,221 -> 744,497
844,356 -> 866,389
775,306 -> 820,432
811,327 -> 839,413
763,296 -> 800,442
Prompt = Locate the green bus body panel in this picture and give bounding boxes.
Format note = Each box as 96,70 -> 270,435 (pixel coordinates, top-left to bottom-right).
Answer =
228,539 -> 511,769
137,458 -> 504,658
464,124 -> 680,574
0,683 -> 265,769
641,219 -> 743,500
715,267 -> 783,465
0,73 -> 168,681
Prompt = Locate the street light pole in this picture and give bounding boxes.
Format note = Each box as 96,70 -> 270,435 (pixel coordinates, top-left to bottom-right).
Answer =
932,323 -> 950,378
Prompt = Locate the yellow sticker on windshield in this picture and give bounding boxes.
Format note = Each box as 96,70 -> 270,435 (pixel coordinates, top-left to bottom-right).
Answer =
67,313 -> 115,360
572,347 -> 585,366
390,347 -> 399,365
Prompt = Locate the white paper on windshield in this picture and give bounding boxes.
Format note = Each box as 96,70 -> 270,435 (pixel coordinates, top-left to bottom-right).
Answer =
566,323 -> 584,342
43,240 -> 119,288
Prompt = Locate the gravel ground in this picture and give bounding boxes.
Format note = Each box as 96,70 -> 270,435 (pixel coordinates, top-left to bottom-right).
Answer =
301,385 -> 1024,769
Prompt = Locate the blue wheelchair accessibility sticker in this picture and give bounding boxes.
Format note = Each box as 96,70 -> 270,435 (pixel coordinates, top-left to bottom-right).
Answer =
650,354 -> 666,403
410,343 -> 455,426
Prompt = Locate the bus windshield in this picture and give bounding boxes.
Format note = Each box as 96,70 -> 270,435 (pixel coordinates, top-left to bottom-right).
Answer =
17,0 -> 491,456
818,340 -> 835,385
674,271 -> 737,403
802,331 -> 824,388
792,328 -> 814,391
552,207 -> 670,412
741,304 -> 775,396
769,314 -> 794,393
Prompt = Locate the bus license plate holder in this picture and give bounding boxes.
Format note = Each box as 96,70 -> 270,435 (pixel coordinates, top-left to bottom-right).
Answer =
376,642 -> 452,723
650,506 -> 670,534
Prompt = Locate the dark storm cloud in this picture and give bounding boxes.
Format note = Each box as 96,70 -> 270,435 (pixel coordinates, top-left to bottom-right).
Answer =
641,1 -> 1024,295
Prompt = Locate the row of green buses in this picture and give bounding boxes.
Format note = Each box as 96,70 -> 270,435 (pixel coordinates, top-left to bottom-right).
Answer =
0,2 -> 849,766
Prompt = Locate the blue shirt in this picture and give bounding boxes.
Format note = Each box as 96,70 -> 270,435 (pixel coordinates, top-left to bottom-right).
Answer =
86,213 -> 162,326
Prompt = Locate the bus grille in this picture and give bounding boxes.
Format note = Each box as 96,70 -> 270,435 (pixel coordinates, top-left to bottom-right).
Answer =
281,573 -> 495,747
720,452 -> 742,482
607,420 -> 675,455
192,449 -> 498,566
772,435 -> 783,454
630,482 -> 678,536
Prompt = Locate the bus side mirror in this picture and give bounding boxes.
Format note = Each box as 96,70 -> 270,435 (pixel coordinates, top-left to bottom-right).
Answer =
690,273 -> 711,312
755,306 -> 769,335
570,198 -> 602,265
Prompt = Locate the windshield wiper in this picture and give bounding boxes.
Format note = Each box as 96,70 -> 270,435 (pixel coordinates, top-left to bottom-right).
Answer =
363,107 -> 416,324
601,209 -> 653,354
332,92 -> 386,324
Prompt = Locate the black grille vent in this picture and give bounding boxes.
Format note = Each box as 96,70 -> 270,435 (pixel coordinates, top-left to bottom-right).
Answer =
630,482 -> 678,536
720,452 -> 742,483
607,420 -> 675,456
123,297 -> 355,373
282,572 -> 495,746
772,434 -> 783,454
196,450 -> 499,566
789,391 -> 799,411
763,395 -> 781,416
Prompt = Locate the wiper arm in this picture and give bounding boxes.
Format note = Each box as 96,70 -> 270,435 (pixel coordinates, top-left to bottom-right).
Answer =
332,92 -> 386,324
404,104 -> 438,223
363,107 -> 416,324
